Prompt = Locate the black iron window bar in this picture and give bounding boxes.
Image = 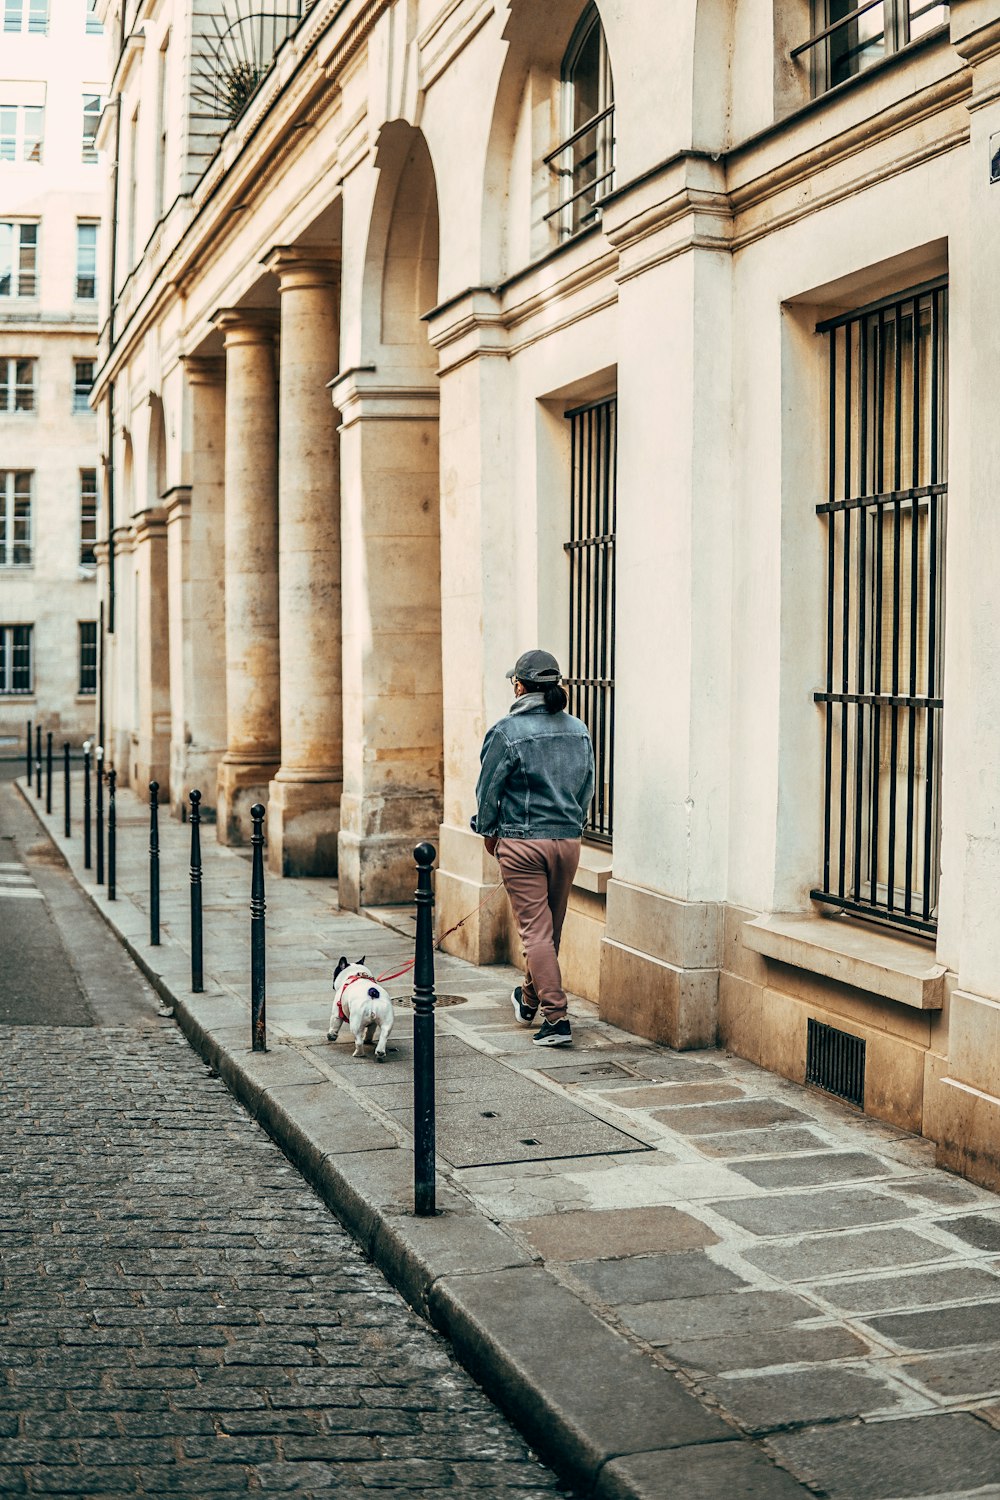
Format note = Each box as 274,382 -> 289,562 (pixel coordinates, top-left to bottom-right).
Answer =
565,396 -> 617,844
813,279 -> 947,936
543,104 -> 615,233
791,0 -> 948,91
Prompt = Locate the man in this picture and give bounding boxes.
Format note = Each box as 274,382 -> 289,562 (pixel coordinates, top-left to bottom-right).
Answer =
473,649 -> 595,1047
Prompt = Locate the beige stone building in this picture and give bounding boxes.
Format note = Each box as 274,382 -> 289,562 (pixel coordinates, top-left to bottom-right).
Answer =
92,0 -> 1000,1188
0,0 -> 105,745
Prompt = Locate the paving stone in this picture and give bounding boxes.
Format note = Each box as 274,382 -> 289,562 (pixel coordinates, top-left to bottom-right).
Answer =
743,1227 -> 949,1282
902,1347 -> 1000,1399
729,1152 -> 888,1189
652,1099 -> 814,1134
709,1187 -> 908,1236
880,1176 -> 987,1207
595,1442 -> 811,1499
615,1290 -> 820,1345
705,1366 -> 901,1433
567,1251 -> 747,1304
934,1213 -> 1000,1252
513,1206 -> 718,1262
666,1324 -> 870,1375
768,1412 -> 1000,1499
865,1301 -> 1000,1350
809,1265 -> 1000,1314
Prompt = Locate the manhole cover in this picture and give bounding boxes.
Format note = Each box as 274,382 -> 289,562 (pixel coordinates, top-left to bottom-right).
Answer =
539,1061 -> 635,1084
393,993 -> 467,1008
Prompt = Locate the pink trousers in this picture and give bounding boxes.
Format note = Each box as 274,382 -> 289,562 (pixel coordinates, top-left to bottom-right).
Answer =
496,838 -> 581,1022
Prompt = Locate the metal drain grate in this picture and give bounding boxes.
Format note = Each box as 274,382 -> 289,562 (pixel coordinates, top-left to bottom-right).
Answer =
806,1018 -> 865,1108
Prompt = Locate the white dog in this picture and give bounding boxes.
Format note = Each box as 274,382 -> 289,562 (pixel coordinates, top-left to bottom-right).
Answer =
327,956 -> 395,1062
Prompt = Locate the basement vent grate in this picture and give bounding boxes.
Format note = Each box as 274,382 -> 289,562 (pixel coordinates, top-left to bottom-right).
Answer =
806,1018 -> 866,1109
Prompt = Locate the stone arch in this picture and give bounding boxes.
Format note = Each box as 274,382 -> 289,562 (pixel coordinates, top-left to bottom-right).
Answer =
146,392 -> 167,507
133,391 -> 171,790
335,121 -> 445,908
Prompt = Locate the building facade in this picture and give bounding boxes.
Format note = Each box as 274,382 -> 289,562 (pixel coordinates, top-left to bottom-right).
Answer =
93,0 -> 1000,1189
0,0 -> 105,744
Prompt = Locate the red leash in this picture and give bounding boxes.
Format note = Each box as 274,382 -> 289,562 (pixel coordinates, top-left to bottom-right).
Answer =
367,882 -> 506,987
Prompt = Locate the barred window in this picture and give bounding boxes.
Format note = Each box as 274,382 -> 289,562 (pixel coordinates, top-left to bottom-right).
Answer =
79,622 -> 97,695
80,469 -> 98,566
0,357 -> 35,412
0,469 -> 32,566
75,221 -> 97,300
0,624 -> 32,694
813,280 -> 947,934
545,5 -> 615,240
795,0 -> 949,95
82,94 -> 101,163
0,221 -> 38,298
565,396 -> 616,842
74,359 -> 94,413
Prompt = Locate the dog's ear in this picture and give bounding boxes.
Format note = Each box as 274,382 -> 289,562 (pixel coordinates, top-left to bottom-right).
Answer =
333,956 -> 349,979
359,955 -> 366,967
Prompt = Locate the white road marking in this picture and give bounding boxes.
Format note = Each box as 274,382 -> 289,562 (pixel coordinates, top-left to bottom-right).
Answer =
0,887 -> 43,899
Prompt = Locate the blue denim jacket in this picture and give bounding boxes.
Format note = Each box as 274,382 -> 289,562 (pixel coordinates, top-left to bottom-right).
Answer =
473,695 -> 596,839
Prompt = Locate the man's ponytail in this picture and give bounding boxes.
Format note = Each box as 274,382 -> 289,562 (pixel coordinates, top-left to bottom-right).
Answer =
542,683 -> 568,713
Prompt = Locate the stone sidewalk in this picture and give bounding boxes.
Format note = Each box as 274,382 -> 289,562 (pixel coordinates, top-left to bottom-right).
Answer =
18,774 -> 1000,1500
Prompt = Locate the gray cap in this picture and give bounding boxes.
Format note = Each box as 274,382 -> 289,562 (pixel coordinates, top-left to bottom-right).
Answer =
506,649 -> 562,684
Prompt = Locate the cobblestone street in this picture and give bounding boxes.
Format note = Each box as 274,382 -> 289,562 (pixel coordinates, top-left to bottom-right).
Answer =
0,1024 -> 568,1498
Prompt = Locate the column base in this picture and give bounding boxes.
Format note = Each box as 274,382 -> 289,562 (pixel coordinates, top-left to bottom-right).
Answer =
267,775 -> 342,877
598,878 -> 722,1048
170,741 -> 224,820
435,823 -> 511,964
217,758 -> 279,847
337,791 -> 443,910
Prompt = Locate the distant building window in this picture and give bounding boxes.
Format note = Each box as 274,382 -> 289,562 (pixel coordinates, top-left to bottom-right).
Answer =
74,359 -> 94,412
795,0 -> 949,94
80,469 -> 98,566
546,5 -> 615,240
82,94 -> 100,163
85,0 -> 102,33
3,0 -> 48,33
0,104 -> 44,163
79,622 -> 97,694
0,221 -> 38,298
0,624 -> 32,695
0,469 -> 32,566
0,357 -> 35,413
75,221 -> 97,300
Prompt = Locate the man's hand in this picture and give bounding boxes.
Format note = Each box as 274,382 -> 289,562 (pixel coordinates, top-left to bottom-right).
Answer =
483,836 -> 498,856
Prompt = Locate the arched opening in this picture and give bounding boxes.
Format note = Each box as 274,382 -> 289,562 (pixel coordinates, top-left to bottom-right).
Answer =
336,123 -> 444,908
554,3 -> 615,240
133,394 -> 171,790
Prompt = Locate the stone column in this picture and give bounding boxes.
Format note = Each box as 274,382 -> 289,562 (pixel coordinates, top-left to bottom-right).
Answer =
265,249 -> 343,875
330,369 -> 443,909
132,507 -> 171,791
213,310 -> 280,845
167,357 -> 228,818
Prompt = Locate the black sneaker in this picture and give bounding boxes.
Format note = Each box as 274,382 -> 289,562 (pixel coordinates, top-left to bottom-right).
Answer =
511,986 -> 537,1025
532,1018 -> 572,1047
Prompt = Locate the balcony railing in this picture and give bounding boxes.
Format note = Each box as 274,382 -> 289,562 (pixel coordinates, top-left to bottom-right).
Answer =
190,0 -> 315,123
544,103 -> 615,239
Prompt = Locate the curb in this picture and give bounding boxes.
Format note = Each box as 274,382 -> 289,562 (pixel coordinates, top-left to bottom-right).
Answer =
15,779 -> 813,1500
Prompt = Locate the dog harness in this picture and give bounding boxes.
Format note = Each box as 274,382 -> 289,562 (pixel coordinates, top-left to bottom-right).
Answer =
335,973 -> 384,1024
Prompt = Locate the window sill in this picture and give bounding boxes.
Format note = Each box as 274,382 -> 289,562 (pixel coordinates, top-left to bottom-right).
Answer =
742,911 -> 945,1010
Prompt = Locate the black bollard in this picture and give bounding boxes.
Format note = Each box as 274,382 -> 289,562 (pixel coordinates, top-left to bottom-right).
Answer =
83,743 -> 92,870
250,804 -> 267,1053
149,782 -> 160,946
95,747 -> 104,884
189,790 -> 203,992
45,731 -> 52,814
25,720 -> 31,782
34,725 -> 41,797
412,841 -> 438,1217
107,768 -> 117,901
63,743 -> 71,838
